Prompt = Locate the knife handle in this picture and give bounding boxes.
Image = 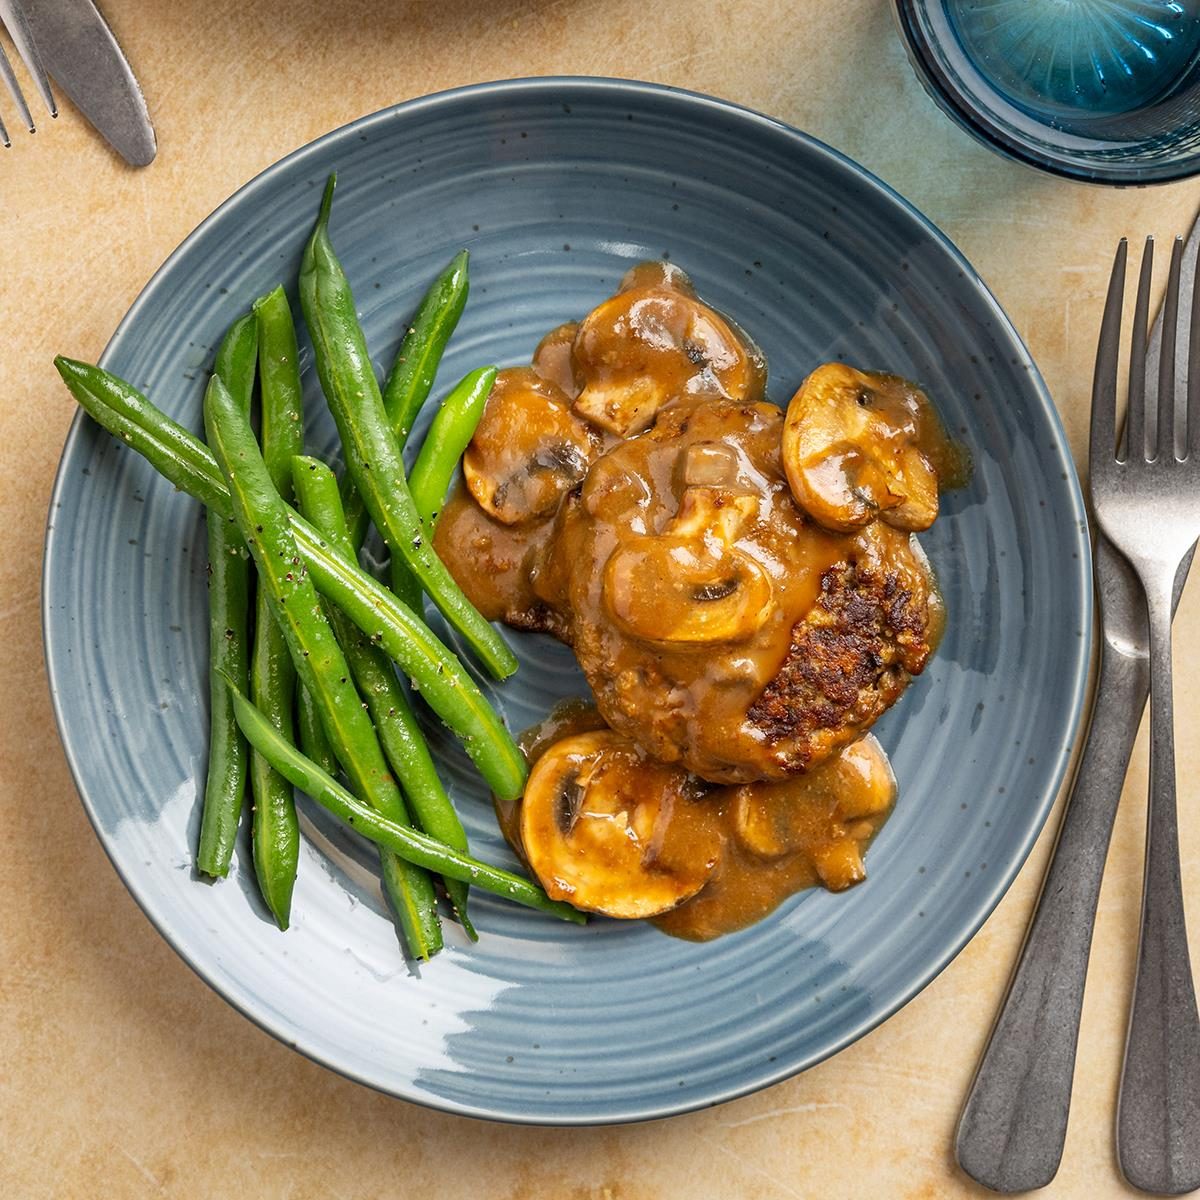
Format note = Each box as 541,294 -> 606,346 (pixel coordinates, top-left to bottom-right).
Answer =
955,641 -> 1146,1192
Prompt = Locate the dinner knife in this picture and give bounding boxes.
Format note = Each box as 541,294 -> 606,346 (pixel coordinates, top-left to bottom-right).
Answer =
955,215 -> 1200,1193
17,0 -> 155,167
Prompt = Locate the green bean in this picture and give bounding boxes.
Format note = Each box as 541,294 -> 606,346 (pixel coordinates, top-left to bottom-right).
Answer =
295,518 -> 525,799
296,684 -> 338,777
299,176 -> 518,681
226,681 -> 584,925
53,357 -> 528,801
196,314 -> 256,878
203,373 -> 442,960
254,287 -> 305,451
408,367 -> 495,531
385,249 -> 470,443
293,455 -> 477,940
246,286 -> 305,928
342,250 -> 470,549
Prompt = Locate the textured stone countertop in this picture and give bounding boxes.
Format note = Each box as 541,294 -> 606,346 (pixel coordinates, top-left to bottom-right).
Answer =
5,2 -> 1200,1196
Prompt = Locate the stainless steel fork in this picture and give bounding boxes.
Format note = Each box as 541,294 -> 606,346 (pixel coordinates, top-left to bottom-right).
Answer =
1091,237 -> 1200,1195
0,0 -> 55,146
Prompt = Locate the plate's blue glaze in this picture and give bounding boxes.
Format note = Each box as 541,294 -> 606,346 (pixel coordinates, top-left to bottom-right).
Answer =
42,78 -> 1091,1124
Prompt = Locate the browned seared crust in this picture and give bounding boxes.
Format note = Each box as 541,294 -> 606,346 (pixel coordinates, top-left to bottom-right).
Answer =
746,558 -> 932,772
504,602 -> 573,642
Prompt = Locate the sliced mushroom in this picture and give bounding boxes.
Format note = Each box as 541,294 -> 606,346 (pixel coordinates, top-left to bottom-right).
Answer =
604,539 -> 771,644
680,441 -> 742,489
732,735 -> 895,859
602,487 -> 772,644
531,322 -> 582,399
462,367 -> 599,525
809,838 -> 867,892
782,363 -> 941,533
617,260 -> 696,294
667,485 -> 758,542
571,262 -> 765,436
520,730 -> 720,918
832,734 -> 898,821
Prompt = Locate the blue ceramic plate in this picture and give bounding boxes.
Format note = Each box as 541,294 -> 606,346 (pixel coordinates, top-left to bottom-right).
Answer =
42,78 -> 1091,1125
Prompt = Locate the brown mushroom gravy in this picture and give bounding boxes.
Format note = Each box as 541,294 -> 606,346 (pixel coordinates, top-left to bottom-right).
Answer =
496,702 -> 895,940
436,261 -> 962,935
528,396 -> 938,782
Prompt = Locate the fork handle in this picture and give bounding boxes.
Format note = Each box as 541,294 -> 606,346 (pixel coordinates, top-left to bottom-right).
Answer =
1117,572 -> 1200,1195
956,641 -> 1145,1192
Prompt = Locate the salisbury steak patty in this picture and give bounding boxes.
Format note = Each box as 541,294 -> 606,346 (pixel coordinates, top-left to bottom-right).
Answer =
521,397 -> 938,784
747,546 -> 934,774
545,509 -> 936,783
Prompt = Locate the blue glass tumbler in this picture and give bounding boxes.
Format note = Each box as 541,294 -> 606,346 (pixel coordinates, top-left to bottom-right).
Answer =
894,1 -> 1200,184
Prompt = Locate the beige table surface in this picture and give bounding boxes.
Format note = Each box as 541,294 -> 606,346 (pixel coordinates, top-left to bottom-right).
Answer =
5,2 -> 1200,1196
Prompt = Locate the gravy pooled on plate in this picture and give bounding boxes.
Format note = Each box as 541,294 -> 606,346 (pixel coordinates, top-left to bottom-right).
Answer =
497,702 -> 896,940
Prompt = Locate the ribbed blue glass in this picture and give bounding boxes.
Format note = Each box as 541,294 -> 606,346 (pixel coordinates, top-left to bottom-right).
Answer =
895,0 -> 1200,184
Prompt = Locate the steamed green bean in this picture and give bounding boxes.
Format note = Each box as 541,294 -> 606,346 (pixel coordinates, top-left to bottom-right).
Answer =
299,176 -> 517,680
408,367 -> 495,530
53,356 -> 528,801
227,681 -> 584,924
342,250 -> 470,548
296,682 -> 339,778
246,286 -> 304,928
293,454 -> 477,938
196,313 -> 257,879
204,373 -> 442,960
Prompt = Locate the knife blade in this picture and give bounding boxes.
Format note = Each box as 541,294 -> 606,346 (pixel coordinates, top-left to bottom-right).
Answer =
955,214 -> 1200,1192
17,0 -> 155,167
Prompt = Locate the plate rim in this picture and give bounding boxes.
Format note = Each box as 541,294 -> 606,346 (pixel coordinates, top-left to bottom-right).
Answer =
41,75 -> 1094,1125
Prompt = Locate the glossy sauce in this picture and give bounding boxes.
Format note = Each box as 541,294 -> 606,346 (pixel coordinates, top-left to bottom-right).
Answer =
433,485 -> 560,633
438,266 -> 945,782
501,702 -> 896,941
656,737 -> 896,940
437,261 -> 962,936
532,322 -> 582,398
529,395 -> 936,781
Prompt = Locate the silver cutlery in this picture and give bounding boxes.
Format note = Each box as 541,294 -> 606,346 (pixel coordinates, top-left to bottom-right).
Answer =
0,0 -> 54,146
1092,237 -> 1200,1195
956,219 -> 1200,1193
2,0 -> 154,165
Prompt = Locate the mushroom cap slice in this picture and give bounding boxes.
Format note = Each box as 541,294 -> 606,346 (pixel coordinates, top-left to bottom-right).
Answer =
601,487 -> 773,644
782,363 -> 942,533
810,839 -> 867,892
572,263 -> 765,437
531,322 -> 582,399
520,730 -> 720,918
463,367 -> 599,525
732,734 -> 895,860
668,484 -> 759,542
604,538 -> 772,644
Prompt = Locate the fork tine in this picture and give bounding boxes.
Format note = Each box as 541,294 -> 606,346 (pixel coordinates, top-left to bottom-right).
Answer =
1091,239 -> 1126,469
1158,237 -> 1184,461
1188,236 -> 1200,459
0,2 -> 54,119
1127,238 -> 1154,464
0,36 -> 30,134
